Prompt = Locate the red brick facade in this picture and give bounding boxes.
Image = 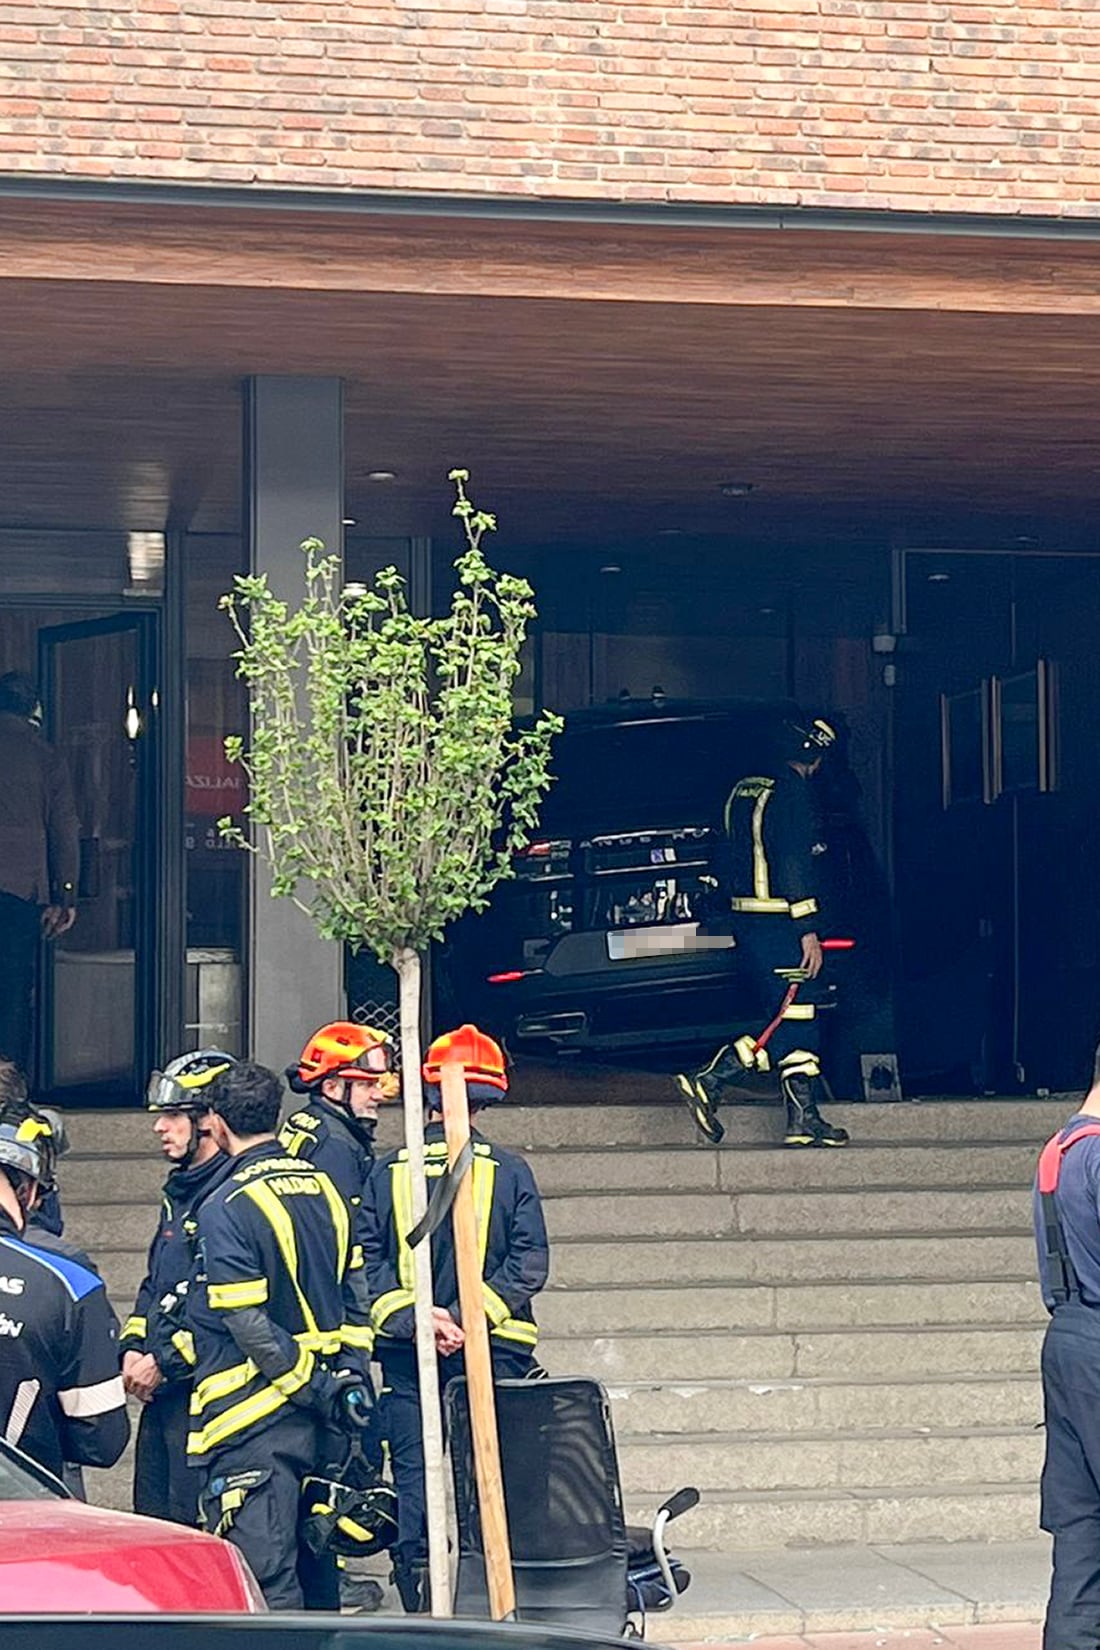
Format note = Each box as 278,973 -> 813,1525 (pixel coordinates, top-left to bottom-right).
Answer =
2,1 -> 1099,214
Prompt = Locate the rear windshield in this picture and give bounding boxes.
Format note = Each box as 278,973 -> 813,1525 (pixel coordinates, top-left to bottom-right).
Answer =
540,711 -> 782,836
0,1446 -> 60,1502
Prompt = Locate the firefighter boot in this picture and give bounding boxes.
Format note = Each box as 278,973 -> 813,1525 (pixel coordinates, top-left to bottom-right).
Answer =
782,1072 -> 849,1149
675,1053 -> 726,1144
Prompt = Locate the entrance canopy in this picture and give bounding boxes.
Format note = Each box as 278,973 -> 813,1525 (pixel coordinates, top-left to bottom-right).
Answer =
2,195 -> 1100,546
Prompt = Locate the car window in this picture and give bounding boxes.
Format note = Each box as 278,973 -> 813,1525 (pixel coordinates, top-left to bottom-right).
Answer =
0,1442 -> 62,1501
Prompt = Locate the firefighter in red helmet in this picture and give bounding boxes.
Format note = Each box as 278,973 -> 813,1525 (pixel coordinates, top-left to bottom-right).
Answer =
361,1024 -> 549,1613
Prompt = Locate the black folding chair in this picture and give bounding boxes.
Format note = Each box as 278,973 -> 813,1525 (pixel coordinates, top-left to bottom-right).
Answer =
446,1375 -> 697,1637
447,1376 -> 627,1635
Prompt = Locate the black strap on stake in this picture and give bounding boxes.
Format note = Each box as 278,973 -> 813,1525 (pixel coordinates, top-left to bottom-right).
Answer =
406,1139 -> 474,1250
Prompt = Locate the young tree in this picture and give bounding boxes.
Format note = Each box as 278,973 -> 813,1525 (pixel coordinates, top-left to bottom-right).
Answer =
218,470 -> 560,1613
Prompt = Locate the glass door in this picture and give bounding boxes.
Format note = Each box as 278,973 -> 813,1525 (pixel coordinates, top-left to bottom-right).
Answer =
38,613 -> 160,1103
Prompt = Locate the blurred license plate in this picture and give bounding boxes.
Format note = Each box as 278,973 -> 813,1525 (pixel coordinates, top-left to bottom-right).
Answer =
607,924 -> 734,960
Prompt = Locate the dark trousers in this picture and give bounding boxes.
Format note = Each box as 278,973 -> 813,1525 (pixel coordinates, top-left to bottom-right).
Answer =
702,915 -> 823,1090
199,1407 -> 339,1612
134,1384 -> 204,1527
1041,1302 -> 1100,1650
0,891 -> 39,1070
380,1342 -> 533,1587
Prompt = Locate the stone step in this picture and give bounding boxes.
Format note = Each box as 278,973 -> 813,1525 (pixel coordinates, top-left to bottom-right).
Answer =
615,1426 -> 1043,1494
535,1185 -> 1032,1241
57,1137 -> 1043,1206
623,1482 -> 1040,1549
542,1323 -> 1045,1383
56,1138 -> 1045,1211
538,1277 -> 1043,1335
530,1140 -> 1040,1195
604,1373 -> 1043,1436
550,1230 -> 1036,1287
58,1095 -> 1070,1157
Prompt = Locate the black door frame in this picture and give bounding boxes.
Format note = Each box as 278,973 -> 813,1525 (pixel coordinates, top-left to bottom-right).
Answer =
37,609 -> 163,1103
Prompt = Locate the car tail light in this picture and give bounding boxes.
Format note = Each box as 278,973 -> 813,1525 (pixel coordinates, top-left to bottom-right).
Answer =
487,969 -> 534,984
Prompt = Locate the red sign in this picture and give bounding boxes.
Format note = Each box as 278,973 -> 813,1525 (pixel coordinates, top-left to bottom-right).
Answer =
186,736 -> 245,817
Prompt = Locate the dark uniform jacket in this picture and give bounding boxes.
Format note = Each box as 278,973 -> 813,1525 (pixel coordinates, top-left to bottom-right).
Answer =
0,713 -> 80,906
0,1207 -> 129,1480
723,768 -> 826,936
120,1152 -> 234,1389
279,1096 -> 375,1251
186,1143 -> 372,1464
364,1123 -> 549,1356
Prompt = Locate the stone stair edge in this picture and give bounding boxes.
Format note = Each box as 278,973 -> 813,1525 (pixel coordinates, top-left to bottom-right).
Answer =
541,1320 -> 1041,1340
542,1274 -> 1038,1292
624,1479 -> 1039,1505
617,1423 -> 1040,1445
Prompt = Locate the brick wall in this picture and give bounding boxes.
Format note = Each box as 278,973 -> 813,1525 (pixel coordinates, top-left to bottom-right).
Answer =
3,2 -> 1100,215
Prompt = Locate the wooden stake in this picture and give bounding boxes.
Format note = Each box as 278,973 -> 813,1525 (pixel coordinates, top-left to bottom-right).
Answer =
439,1059 -> 516,1622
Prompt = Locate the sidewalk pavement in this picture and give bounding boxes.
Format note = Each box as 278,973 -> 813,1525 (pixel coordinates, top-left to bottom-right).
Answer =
675,1628 -> 1040,1648
658,1541 -> 1049,1645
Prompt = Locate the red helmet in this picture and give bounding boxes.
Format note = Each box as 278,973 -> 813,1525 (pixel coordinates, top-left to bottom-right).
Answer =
290,1021 -> 395,1095
422,1024 -> 508,1096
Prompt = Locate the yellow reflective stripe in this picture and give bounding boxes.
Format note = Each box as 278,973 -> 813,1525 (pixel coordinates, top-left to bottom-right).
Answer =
171,1329 -> 197,1366
492,1318 -> 539,1347
780,1049 -> 821,1078
208,1277 -> 268,1310
193,1358 -> 256,1412
272,1340 -> 315,1397
751,787 -> 772,900
483,1284 -> 510,1328
187,1382 -> 294,1456
392,1162 -> 415,1292
372,1287 -> 415,1331
789,898 -> 818,920
242,1179 -> 317,1335
279,1128 -> 309,1157
316,1172 -> 350,1279
471,1153 -> 496,1268
121,1315 -> 147,1340
350,1244 -> 364,1271
341,1322 -> 375,1351
781,1003 -> 816,1020
730,896 -> 790,913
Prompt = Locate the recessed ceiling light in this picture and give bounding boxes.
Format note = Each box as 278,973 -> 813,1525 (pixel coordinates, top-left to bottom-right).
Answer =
718,481 -> 754,498
928,572 -> 951,583
342,517 -> 357,526
367,470 -> 397,483
599,563 -> 622,575
657,528 -> 685,538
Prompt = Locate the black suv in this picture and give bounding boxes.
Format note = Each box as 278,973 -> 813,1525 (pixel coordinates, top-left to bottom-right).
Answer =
440,697 -> 882,1061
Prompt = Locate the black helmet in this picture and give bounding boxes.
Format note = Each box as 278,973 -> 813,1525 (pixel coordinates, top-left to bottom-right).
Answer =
785,714 -> 837,760
300,1471 -> 398,1559
0,1109 -> 49,1188
147,1049 -> 235,1114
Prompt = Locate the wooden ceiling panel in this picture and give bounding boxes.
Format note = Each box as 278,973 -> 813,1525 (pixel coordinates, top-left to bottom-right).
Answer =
0,279 -> 1098,541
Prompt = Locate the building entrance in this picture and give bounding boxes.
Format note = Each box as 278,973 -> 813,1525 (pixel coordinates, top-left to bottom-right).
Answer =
36,612 -> 161,1104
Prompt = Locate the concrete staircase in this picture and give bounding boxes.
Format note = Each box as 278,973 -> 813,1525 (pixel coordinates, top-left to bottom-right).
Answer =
58,1091 -> 1058,1553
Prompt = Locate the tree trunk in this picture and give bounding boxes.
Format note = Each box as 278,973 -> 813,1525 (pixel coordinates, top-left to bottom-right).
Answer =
395,945 -> 451,1617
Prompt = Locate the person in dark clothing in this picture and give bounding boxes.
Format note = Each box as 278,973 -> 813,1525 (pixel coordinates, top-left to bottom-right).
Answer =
120,1049 -> 237,1526
188,1061 -> 375,1611
1033,1044 -> 1100,1650
0,672 -> 80,1073
0,1107 -> 128,1483
281,1019 -> 399,1234
676,713 -> 849,1149
363,1024 -> 549,1613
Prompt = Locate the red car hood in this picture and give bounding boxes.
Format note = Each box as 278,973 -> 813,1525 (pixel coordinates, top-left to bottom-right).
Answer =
0,1499 -> 264,1613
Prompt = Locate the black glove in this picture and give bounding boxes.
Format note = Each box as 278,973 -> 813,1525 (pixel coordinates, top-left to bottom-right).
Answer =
338,1384 -> 375,1432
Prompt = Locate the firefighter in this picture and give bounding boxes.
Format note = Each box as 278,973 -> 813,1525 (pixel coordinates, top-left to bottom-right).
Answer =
362,1024 -> 549,1613
119,1049 -> 237,1525
1034,1045 -> 1100,1650
281,1020 -> 399,1223
0,1106 -> 129,1482
187,1060 -> 375,1611
676,713 -> 849,1149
